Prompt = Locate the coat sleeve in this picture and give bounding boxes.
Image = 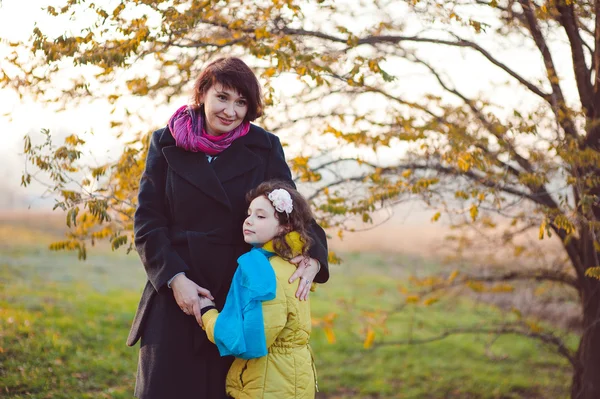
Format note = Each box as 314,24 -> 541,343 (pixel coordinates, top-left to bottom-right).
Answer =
266,135 -> 330,283
134,129 -> 190,291
201,279 -> 288,349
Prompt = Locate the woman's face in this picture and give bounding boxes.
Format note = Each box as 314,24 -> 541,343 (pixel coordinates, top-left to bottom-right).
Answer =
243,196 -> 283,246
202,83 -> 248,136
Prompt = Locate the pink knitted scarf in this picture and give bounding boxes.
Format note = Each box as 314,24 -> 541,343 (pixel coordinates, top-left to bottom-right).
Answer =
168,105 -> 250,155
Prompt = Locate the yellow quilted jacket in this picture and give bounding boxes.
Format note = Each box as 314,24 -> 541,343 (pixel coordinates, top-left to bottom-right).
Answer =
202,237 -> 317,399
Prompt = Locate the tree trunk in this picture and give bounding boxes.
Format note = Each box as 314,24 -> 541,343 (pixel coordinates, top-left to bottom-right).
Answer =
571,251 -> 600,399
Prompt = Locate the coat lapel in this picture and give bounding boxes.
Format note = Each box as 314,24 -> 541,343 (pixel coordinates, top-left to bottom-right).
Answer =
211,125 -> 272,184
211,142 -> 263,183
160,124 -> 273,209
162,145 -> 231,209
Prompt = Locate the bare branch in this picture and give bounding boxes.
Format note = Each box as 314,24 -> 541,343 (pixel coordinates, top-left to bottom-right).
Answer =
373,325 -> 577,368
413,56 -> 535,175
593,0 -> 600,111
280,27 -> 550,102
518,0 -> 579,139
555,1 -> 594,114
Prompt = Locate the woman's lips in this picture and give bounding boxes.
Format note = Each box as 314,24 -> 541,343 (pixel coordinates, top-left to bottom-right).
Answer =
218,116 -> 234,125
243,229 -> 254,235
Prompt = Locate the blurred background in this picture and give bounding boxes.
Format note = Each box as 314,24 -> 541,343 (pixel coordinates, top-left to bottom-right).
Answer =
2,0 -> 597,398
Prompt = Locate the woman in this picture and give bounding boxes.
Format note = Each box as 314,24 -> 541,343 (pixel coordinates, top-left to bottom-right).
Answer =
127,57 -> 329,399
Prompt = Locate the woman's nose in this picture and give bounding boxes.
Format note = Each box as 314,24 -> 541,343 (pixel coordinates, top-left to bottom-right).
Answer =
223,102 -> 235,116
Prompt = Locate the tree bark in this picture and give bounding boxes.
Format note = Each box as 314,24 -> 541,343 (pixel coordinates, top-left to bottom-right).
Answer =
571,246 -> 600,399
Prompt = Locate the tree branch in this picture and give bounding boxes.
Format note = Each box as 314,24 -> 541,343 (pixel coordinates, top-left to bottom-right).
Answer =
555,1 -> 594,115
518,0 -> 579,139
280,27 -> 550,102
593,0 -> 600,112
373,325 -> 577,368
413,56 -> 535,176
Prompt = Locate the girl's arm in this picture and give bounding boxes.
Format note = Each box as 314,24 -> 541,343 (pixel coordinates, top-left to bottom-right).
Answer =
201,278 -> 288,349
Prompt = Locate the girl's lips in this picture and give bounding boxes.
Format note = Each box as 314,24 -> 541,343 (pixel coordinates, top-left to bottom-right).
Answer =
243,229 -> 254,235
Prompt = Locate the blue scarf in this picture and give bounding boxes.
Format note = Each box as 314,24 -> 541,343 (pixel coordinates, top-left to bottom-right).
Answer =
213,247 -> 276,359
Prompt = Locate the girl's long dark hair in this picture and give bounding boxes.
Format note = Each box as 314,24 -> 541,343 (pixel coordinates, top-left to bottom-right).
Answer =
246,180 -> 314,259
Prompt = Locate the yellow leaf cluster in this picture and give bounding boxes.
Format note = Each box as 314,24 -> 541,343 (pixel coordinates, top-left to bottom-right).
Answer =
584,267 -> 600,280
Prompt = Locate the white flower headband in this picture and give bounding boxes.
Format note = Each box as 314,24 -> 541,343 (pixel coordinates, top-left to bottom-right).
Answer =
268,188 -> 293,215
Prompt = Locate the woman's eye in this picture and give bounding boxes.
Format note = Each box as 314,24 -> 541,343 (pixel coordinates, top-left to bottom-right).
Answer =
257,216 -> 265,219
218,95 -> 227,100
237,100 -> 247,106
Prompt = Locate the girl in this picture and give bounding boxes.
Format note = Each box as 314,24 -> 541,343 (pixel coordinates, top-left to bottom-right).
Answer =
199,180 -> 318,399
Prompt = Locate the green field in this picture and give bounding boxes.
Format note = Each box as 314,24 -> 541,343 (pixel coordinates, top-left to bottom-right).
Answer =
0,219 -> 575,398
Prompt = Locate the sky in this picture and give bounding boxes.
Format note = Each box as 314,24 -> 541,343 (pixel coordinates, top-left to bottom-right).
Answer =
0,0 -> 581,211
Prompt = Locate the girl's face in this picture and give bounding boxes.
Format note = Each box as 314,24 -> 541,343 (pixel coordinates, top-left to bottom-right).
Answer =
243,196 -> 284,246
202,84 -> 248,136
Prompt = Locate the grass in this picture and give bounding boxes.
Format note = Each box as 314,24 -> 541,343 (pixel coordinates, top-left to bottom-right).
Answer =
0,220 -> 576,398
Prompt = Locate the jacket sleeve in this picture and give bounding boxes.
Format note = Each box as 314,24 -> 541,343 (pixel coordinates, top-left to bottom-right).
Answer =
202,308 -> 219,344
266,135 -> 330,283
134,129 -> 189,291
201,279 -> 288,349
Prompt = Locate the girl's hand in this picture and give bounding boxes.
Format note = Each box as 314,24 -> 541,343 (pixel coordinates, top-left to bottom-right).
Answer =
289,256 -> 320,301
171,274 -> 213,327
199,296 -> 215,309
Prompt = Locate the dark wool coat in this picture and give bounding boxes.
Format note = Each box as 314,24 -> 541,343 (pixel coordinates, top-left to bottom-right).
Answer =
127,124 -> 329,399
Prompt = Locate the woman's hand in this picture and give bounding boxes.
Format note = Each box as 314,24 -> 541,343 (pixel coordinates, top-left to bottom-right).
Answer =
171,274 -> 213,327
289,256 -> 320,301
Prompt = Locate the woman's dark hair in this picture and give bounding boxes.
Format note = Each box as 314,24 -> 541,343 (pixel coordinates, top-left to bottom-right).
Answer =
246,180 -> 314,259
191,57 -> 263,122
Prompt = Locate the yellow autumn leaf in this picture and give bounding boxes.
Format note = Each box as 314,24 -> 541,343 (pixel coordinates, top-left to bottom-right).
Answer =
490,284 -> 514,293
514,246 -> 525,257
457,156 -> 471,172
539,220 -> 546,240
422,297 -> 439,306
526,321 -> 543,333
447,270 -> 459,283
363,327 -> 375,349
324,326 -> 336,344
431,212 -> 441,222
405,295 -> 420,304
397,284 -> 408,295
469,204 -> 479,221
